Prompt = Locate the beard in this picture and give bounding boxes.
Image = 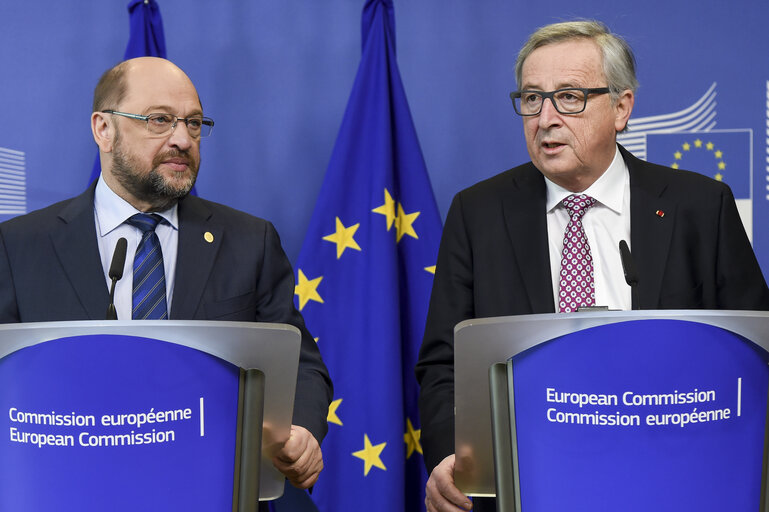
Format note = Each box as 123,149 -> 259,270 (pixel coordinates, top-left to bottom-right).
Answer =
110,130 -> 200,212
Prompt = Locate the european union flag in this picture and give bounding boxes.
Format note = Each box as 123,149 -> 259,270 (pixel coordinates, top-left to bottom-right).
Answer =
88,0 -> 168,185
646,130 -> 751,198
293,0 -> 440,509
123,0 -> 167,60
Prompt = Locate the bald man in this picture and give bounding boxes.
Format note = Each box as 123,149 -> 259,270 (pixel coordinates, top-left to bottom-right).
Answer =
0,57 -> 332,491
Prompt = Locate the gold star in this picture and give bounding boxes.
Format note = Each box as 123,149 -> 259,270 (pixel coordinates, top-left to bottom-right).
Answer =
682,142 -> 691,151
322,217 -> 361,259
294,269 -> 323,311
718,161 -> 726,170
314,337 -> 319,343
671,163 -> 679,169
706,141 -> 714,150
404,418 -> 423,458
694,139 -> 702,148
424,265 -> 436,275
395,203 -> 420,243
372,189 -> 397,231
327,398 -> 343,426
674,151 -> 682,160
714,150 -> 723,159
352,434 -> 387,476
715,173 -> 723,181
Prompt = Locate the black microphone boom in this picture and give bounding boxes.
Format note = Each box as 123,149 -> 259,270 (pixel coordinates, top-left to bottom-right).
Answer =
619,240 -> 640,310
106,237 -> 128,320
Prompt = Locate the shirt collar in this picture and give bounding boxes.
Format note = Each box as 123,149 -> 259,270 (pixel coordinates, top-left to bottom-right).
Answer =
545,145 -> 628,213
93,175 -> 179,237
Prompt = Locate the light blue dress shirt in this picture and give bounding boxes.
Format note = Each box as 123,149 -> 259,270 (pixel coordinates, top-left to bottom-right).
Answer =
93,176 -> 179,320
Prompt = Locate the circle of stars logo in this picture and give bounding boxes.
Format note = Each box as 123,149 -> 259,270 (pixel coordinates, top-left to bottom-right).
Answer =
670,138 -> 727,181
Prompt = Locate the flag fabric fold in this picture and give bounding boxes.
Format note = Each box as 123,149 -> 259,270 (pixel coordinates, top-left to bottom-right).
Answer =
124,0 -> 167,60
294,0 -> 441,509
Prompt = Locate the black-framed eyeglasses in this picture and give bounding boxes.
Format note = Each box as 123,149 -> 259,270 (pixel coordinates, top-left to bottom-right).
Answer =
101,110 -> 215,138
509,87 -> 611,116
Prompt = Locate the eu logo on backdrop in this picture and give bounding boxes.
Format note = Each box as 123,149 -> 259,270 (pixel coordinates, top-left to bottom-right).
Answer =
617,83 -> 756,241
646,130 -> 753,240
646,131 -> 751,198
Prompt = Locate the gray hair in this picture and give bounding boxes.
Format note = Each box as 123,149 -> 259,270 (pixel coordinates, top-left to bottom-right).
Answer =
515,20 -> 639,102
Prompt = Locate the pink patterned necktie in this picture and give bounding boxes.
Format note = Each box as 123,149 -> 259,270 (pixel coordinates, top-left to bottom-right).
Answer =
558,194 -> 597,313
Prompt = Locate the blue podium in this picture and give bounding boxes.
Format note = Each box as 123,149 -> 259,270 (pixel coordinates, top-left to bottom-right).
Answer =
453,310 -> 769,511
0,320 -> 300,511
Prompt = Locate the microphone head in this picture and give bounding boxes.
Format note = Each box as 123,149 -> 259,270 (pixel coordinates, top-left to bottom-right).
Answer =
619,239 -> 630,257
618,240 -> 639,286
109,237 -> 128,280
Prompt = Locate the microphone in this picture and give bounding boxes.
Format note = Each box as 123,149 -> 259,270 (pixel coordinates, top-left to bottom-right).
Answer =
619,240 -> 639,310
106,237 -> 127,320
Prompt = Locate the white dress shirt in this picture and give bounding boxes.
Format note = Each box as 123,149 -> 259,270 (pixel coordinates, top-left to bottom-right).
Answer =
545,145 -> 632,311
93,176 -> 179,320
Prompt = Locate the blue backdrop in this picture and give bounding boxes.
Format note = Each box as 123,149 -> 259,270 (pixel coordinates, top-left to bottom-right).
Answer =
2,0 -> 768,274
2,2 -> 768,510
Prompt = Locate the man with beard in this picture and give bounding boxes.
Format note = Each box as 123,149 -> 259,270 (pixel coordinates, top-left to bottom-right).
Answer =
0,57 -> 332,491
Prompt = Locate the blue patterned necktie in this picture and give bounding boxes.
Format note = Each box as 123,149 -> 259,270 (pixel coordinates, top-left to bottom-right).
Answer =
126,213 -> 168,320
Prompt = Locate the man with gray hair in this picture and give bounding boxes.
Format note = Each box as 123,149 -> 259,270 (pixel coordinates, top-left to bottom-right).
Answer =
416,20 -> 769,511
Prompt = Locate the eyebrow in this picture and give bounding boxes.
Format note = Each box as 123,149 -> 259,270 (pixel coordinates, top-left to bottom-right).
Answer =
520,81 -> 585,91
143,105 -> 204,116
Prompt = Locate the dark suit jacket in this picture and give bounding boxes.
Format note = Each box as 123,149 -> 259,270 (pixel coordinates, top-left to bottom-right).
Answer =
0,184 -> 332,443
415,145 -> 769,473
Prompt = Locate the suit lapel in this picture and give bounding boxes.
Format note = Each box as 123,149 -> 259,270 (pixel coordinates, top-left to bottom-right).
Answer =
170,196 -> 222,319
51,185 -> 110,319
501,165 -> 555,313
624,147 -> 675,309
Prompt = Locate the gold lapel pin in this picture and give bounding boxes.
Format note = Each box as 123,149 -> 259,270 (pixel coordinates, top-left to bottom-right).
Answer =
204,232 -> 214,243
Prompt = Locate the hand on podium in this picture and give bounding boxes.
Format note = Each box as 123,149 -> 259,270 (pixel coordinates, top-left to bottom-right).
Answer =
272,424 -> 324,489
425,454 -> 473,511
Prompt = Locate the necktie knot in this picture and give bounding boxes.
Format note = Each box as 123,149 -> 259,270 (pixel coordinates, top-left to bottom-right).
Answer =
562,194 -> 596,218
126,213 -> 163,233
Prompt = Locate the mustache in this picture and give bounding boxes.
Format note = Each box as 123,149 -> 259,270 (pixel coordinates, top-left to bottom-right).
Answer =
153,149 -> 193,166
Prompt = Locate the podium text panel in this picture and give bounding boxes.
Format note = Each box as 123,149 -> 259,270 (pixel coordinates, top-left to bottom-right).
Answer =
513,319 -> 769,510
0,334 -> 240,511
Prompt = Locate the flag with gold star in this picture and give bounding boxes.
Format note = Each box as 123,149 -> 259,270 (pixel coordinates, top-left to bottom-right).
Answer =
646,130 -> 750,197
293,0 -> 440,509
645,130 -> 753,240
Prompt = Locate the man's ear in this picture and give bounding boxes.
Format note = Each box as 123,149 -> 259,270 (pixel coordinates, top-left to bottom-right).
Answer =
91,112 -> 114,153
614,89 -> 634,132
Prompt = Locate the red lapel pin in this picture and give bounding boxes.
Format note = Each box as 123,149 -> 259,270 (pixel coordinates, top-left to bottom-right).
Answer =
655,210 -> 665,218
